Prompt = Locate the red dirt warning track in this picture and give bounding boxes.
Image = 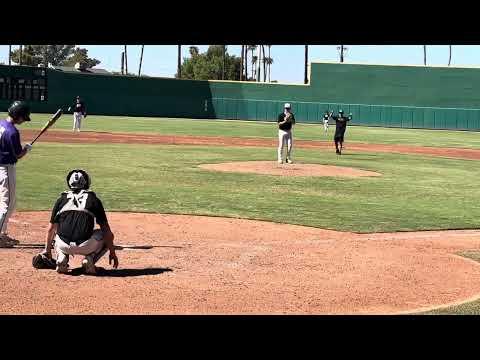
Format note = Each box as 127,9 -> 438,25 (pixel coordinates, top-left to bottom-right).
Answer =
1,212 -> 480,315
21,129 -> 480,161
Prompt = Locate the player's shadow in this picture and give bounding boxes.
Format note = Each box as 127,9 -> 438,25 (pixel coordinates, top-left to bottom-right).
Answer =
69,267 -> 173,277
341,153 -> 378,157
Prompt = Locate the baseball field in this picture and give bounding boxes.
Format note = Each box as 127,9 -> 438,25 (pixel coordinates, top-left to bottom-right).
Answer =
1,113 -> 480,314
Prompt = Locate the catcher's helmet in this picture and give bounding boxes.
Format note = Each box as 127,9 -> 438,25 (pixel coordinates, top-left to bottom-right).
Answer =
8,101 -> 31,122
66,169 -> 91,190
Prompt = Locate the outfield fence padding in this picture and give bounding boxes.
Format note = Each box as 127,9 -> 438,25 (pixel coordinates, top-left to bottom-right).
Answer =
2,62 -> 480,130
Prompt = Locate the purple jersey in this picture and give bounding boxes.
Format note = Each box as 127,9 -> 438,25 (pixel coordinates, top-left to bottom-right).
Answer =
0,119 -> 22,165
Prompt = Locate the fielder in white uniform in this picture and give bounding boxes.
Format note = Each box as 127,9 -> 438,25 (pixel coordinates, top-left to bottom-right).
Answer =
277,103 -> 295,164
41,169 -> 118,275
322,111 -> 331,134
69,96 -> 87,132
0,101 -> 33,247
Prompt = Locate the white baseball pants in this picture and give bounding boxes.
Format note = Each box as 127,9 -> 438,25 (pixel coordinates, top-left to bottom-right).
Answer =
73,112 -> 83,131
278,129 -> 293,162
55,230 -> 106,266
0,165 -> 16,235
323,120 -> 329,133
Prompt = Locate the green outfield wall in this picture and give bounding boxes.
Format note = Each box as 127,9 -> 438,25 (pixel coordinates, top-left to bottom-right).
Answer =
2,62 -> 480,130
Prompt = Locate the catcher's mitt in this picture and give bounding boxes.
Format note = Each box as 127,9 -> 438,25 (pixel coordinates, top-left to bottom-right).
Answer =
32,253 -> 57,270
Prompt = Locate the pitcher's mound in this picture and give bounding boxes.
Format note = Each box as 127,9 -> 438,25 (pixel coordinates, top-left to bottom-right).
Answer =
199,161 -> 381,178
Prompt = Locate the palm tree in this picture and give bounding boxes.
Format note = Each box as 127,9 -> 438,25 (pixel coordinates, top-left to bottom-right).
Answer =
247,45 -> 257,79
240,45 -> 244,80
265,57 -> 273,82
252,55 -> 258,80
8,45 -> 11,65
177,45 -> 182,79
256,45 -> 261,82
304,45 -> 309,84
222,45 -> 227,80
19,45 -> 23,65
448,45 -> 452,66
244,45 -> 249,80
138,45 -> 144,76
423,45 -> 427,66
124,45 -> 128,74
267,45 -> 272,82
262,45 -> 267,82
189,46 -> 199,57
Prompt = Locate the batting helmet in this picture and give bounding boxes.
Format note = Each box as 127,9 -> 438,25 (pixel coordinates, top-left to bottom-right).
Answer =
339,109 -> 344,114
66,169 -> 91,190
8,101 -> 31,122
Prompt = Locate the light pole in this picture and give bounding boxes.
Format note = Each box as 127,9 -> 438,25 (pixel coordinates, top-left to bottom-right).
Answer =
337,45 -> 348,63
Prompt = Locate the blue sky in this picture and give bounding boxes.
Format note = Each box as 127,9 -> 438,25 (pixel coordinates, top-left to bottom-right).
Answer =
0,45 -> 477,83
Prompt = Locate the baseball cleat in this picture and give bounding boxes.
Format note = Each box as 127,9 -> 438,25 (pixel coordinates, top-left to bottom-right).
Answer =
278,160 -> 283,164
286,158 -> 293,164
56,264 -> 69,274
336,149 -> 341,155
82,256 -> 97,275
0,234 -> 19,248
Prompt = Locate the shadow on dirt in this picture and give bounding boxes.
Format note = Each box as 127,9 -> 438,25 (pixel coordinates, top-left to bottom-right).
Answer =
339,153 -> 378,157
68,267 -> 173,277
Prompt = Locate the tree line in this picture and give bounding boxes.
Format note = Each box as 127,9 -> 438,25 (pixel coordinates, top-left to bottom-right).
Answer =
7,45 -> 100,68
175,45 -> 274,82
4,45 -> 456,80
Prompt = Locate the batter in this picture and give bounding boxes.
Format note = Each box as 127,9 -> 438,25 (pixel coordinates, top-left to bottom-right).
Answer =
0,101 -> 33,247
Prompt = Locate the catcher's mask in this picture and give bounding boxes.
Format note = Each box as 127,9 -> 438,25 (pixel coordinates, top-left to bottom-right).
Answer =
66,169 -> 91,190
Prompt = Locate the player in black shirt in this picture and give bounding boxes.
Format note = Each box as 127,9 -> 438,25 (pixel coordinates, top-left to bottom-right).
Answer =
41,169 -> 118,275
68,96 -> 87,132
277,103 -> 296,164
331,110 -> 352,155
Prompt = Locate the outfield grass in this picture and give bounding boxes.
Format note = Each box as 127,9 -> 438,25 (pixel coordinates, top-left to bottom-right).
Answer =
2,112 -> 480,149
5,113 -> 480,314
16,142 -> 480,233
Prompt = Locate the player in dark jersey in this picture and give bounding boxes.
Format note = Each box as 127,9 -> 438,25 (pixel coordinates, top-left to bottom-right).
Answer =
331,110 -> 352,155
41,169 -> 118,274
69,96 -> 87,132
277,103 -> 296,164
0,101 -> 33,247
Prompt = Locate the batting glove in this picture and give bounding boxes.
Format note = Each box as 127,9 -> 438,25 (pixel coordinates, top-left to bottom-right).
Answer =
24,143 -> 33,152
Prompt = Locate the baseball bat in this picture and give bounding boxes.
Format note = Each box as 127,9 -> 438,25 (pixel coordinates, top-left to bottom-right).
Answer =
30,108 -> 63,145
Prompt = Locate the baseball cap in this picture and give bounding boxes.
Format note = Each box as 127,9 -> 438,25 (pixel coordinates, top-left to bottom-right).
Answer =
284,103 -> 291,109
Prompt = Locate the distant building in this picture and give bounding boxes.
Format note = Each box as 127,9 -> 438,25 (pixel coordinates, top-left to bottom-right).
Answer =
49,62 -> 111,75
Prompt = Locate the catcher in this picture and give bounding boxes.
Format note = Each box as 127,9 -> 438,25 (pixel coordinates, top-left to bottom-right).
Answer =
33,169 -> 118,275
